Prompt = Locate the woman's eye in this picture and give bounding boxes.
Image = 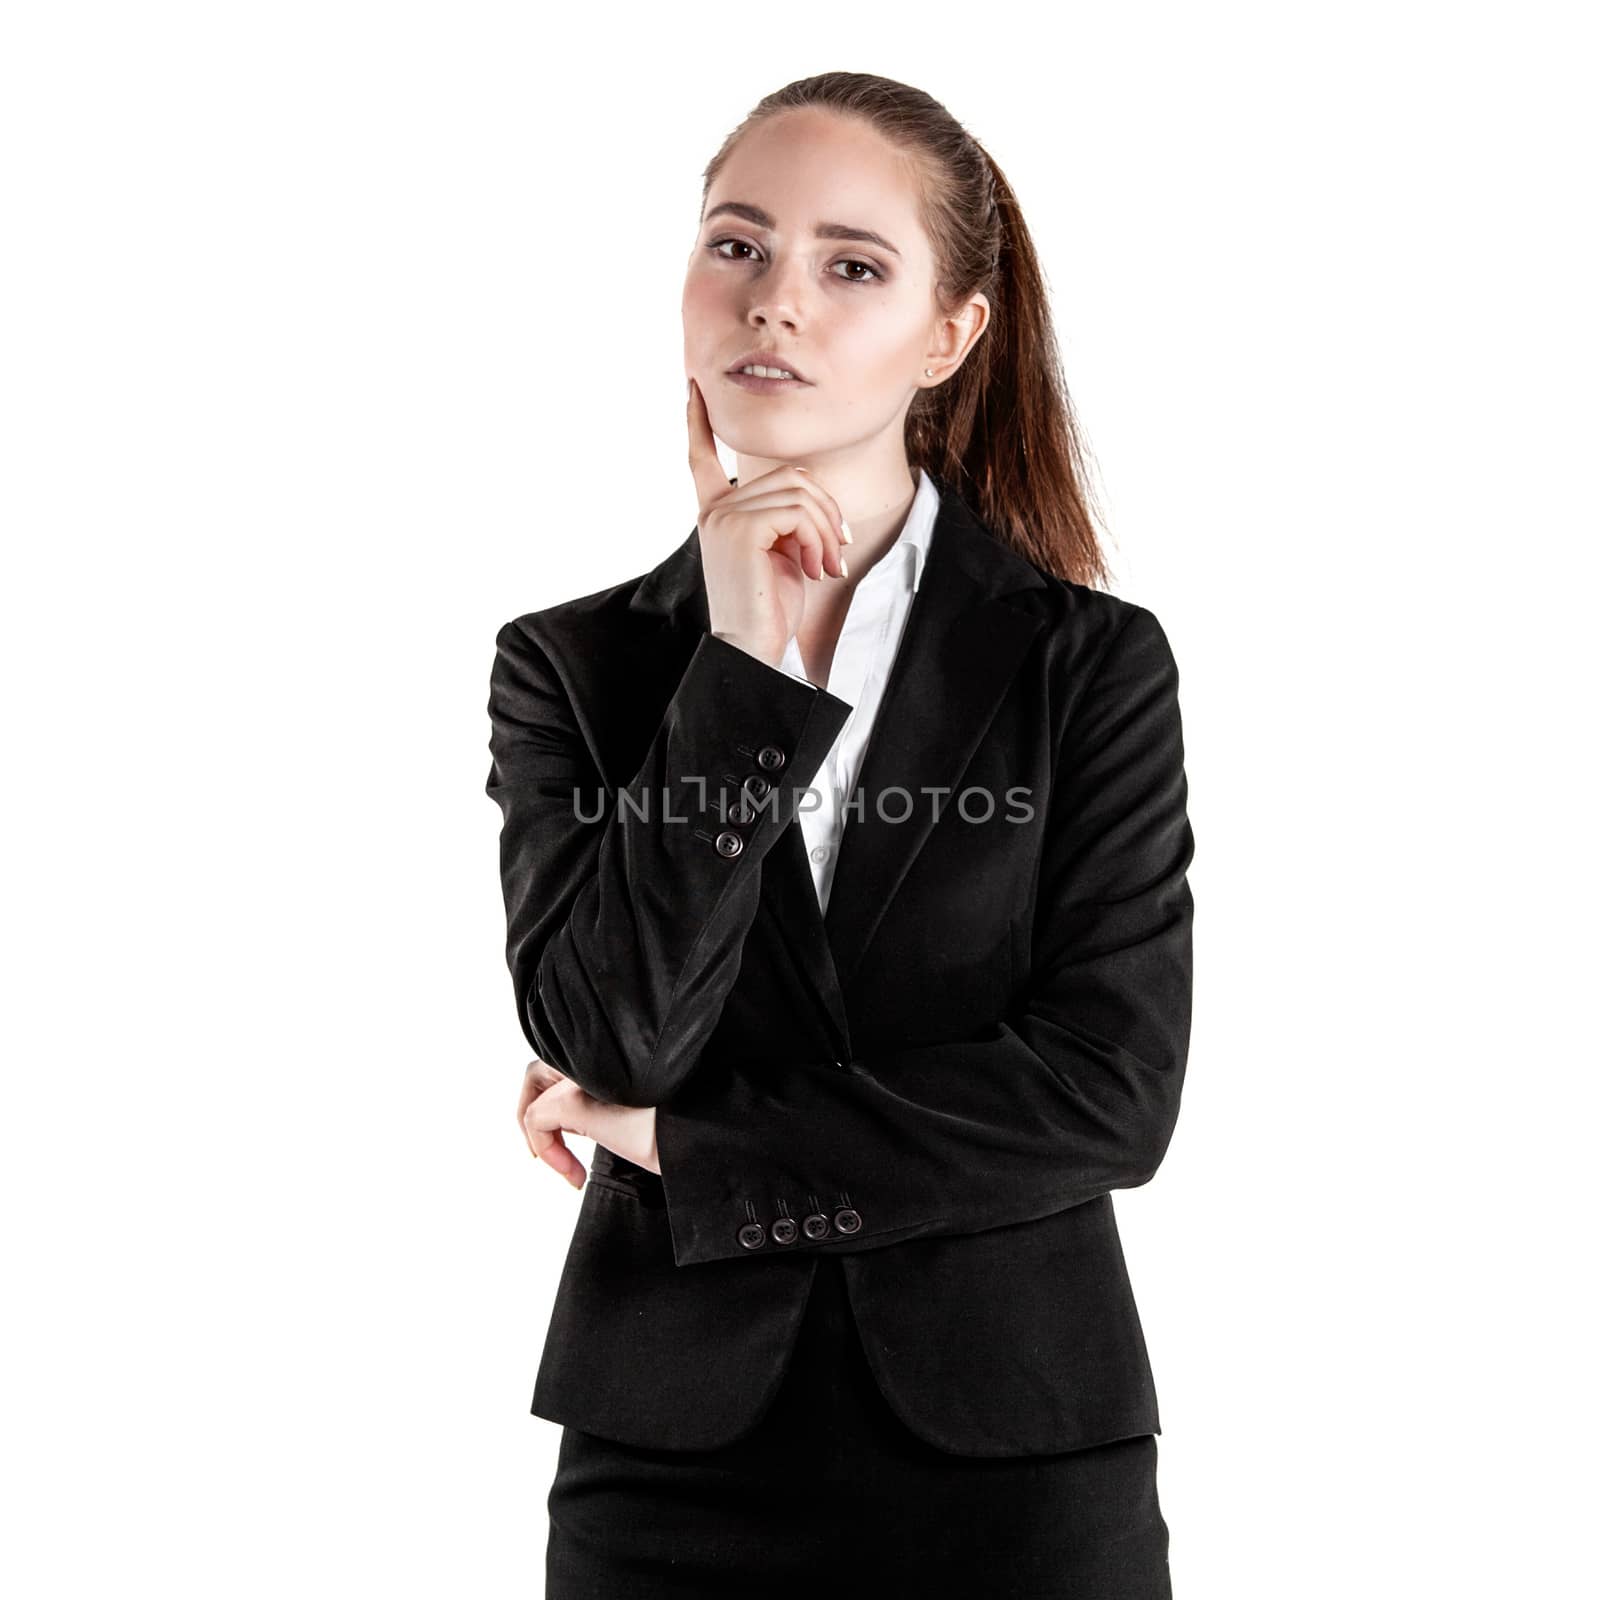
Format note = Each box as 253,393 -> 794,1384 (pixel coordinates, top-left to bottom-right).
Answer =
705,239 -> 880,284
832,258 -> 880,284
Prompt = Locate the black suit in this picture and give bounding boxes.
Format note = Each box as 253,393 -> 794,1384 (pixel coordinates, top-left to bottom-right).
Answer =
485,474 -> 1195,1459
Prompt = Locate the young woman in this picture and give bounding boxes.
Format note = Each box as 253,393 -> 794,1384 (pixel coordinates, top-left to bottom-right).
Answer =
487,71 -> 1194,1599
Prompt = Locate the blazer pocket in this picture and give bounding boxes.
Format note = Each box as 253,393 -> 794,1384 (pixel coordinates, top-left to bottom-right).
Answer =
585,1172 -> 644,1202
587,1151 -> 665,1207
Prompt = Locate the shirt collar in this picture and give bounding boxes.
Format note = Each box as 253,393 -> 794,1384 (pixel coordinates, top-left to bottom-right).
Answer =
860,466 -> 939,595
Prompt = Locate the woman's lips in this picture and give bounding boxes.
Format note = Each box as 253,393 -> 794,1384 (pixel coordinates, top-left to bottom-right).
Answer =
724,370 -> 813,394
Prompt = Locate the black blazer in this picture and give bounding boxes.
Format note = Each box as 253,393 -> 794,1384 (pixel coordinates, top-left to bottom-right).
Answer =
485,474 -> 1195,1457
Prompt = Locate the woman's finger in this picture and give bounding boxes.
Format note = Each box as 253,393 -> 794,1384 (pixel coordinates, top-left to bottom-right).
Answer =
534,1124 -> 587,1188
738,468 -> 849,575
785,503 -> 833,583
525,1083 -> 591,1187
517,1060 -> 586,1187
524,1105 -> 587,1188
793,466 -> 851,557
707,487 -> 845,580
517,1058 -> 563,1121
686,378 -> 735,517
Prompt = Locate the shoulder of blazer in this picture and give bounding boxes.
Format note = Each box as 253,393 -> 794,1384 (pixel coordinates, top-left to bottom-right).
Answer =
947,527 -> 1172,722
489,535 -> 694,752
489,545 -> 701,797
495,553 -> 670,660
1031,575 -> 1169,680
963,540 -> 1180,775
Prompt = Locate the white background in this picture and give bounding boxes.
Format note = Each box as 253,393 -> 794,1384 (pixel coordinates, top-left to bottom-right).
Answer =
4,2 -> 1594,1594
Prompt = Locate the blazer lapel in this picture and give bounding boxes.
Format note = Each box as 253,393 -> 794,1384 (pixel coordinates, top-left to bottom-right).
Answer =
628,474 -> 1047,1047
820,489 -> 1047,996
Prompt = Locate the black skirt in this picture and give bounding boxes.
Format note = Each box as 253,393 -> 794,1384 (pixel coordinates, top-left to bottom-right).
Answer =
545,1252 -> 1172,1599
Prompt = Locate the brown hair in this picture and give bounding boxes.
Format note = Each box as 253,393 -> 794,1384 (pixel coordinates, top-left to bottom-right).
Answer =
700,71 -> 1113,589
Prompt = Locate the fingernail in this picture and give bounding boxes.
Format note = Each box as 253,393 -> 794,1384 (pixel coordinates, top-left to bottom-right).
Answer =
840,556 -> 849,577
840,520 -> 853,544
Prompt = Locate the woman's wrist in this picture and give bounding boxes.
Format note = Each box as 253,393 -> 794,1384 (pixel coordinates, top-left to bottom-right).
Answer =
711,629 -> 781,669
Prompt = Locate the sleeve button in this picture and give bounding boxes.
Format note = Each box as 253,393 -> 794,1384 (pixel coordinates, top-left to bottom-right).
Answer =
834,1208 -> 862,1235
714,830 -> 745,858
802,1212 -> 831,1240
771,1217 -> 799,1245
737,1222 -> 767,1250
756,745 -> 787,772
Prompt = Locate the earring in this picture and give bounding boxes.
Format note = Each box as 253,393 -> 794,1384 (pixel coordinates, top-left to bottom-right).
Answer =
924,368 -> 934,378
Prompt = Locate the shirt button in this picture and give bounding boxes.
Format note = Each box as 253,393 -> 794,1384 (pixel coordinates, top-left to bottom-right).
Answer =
809,844 -> 829,863
714,830 -> 745,858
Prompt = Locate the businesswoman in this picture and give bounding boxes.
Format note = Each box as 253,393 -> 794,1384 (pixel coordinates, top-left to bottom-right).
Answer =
486,71 -> 1194,1598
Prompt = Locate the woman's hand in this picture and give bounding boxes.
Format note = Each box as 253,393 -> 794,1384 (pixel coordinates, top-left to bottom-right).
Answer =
686,376 -> 851,668
517,1056 -> 661,1184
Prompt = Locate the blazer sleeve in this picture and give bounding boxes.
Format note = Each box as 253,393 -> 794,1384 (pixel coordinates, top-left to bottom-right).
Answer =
653,605 -> 1195,1267
486,618 -> 853,1108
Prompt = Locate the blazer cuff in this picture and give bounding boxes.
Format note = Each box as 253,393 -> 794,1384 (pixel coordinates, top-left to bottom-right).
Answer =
654,1055 -> 941,1266
681,631 -> 850,837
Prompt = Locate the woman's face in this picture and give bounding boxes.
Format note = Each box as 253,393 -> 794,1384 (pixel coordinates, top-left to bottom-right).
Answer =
682,108 -> 983,467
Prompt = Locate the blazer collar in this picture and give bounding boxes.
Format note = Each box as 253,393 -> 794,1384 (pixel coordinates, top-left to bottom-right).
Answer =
629,471 -> 1048,1057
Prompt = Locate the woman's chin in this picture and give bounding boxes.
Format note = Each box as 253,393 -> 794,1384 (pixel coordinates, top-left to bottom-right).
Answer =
714,427 -> 819,464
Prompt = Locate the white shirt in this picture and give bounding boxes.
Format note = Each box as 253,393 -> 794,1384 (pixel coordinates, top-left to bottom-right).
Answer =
772,466 -> 940,914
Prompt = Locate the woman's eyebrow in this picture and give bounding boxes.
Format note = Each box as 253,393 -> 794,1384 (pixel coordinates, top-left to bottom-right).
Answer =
702,200 -> 901,259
